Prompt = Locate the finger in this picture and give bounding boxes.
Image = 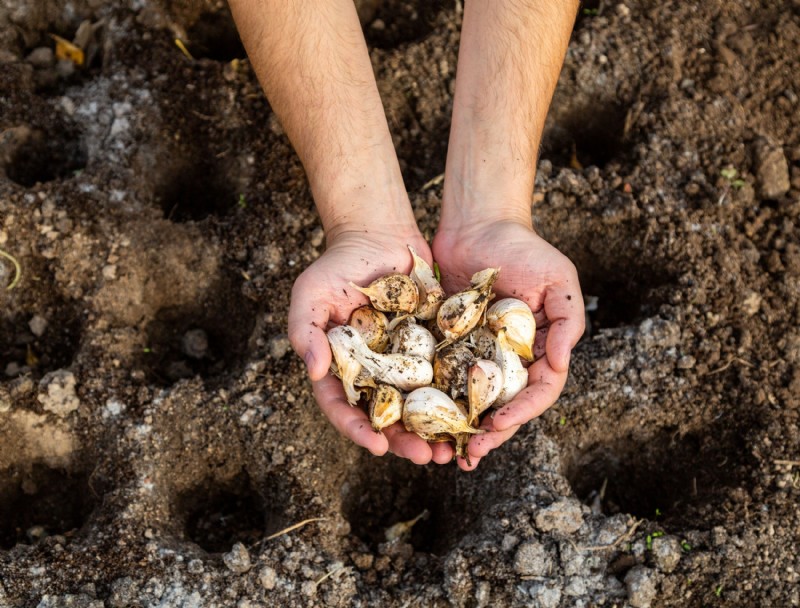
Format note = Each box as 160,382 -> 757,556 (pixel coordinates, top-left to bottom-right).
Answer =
288,277 -> 333,381
492,356 -> 568,431
430,441 -> 454,464
468,421 -> 521,458
312,375 -> 388,456
383,423 -> 433,465
543,282 -> 585,373
456,455 -> 480,471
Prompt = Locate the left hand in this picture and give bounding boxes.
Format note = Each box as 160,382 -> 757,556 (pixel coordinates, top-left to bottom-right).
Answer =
432,220 -> 585,471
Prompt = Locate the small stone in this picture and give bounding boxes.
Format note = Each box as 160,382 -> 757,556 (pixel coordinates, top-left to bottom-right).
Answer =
259,566 -> 277,590
677,355 -> 696,369
182,329 -> 209,359
528,582 -> 561,608
269,335 -> 292,360
742,291 -> 761,316
301,581 -> 317,597
534,499 -> 584,534
38,370 -> 80,417
0,385 -> 10,412
187,559 -> 204,574
55,58 -> 75,78
26,47 -> 54,68
624,566 -> 657,608
754,137 -> 790,200
501,534 -> 519,551
651,535 -> 682,573
513,541 -> 553,577
223,542 -> 252,573
310,227 -> 325,248
351,553 -> 374,570
102,264 -> 117,280
28,314 -> 48,337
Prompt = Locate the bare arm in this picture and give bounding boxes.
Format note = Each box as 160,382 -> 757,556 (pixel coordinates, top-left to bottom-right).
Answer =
229,0 -> 416,241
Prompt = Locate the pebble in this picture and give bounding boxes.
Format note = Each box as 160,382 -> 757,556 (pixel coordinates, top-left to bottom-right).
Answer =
223,542 -> 252,573
754,138 -> 790,200
624,566 -> 657,608
651,535 -> 682,573
28,314 -> 48,337
182,329 -> 209,360
26,47 -> 54,68
37,370 -> 80,417
513,541 -> 553,577
527,582 -> 561,608
269,335 -> 292,360
0,384 -> 10,412
676,355 -> 696,369
259,566 -> 277,590
534,499 -> 584,534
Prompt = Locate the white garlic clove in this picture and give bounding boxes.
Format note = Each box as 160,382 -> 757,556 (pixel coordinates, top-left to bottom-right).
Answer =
327,326 -> 367,406
403,387 -> 484,438
487,298 -> 536,361
390,318 -> 436,362
436,267 -> 499,346
348,306 -> 390,352
368,384 -> 404,432
349,273 -> 418,313
494,329 -> 528,406
408,245 -> 445,320
433,342 -> 475,399
467,359 -> 503,426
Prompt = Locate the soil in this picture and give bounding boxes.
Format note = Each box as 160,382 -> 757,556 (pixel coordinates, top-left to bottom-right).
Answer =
1,0 -> 799,606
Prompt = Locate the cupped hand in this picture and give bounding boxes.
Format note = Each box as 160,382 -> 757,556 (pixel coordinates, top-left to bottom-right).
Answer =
432,220 -> 585,471
288,228 -> 455,465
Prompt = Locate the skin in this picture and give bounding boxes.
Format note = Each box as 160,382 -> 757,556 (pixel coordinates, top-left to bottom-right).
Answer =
230,0 -> 583,469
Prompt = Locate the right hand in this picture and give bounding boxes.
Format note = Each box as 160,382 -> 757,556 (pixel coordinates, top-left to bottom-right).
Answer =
288,228 -> 456,465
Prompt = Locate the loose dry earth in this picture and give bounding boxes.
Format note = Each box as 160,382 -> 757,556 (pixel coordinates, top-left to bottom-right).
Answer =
1,1 -> 799,607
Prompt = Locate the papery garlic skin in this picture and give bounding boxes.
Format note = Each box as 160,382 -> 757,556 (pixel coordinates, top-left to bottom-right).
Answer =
349,306 -> 390,352
327,326 -> 367,406
487,298 -> 535,361
408,245 -> 445,320
467,359 -> 503,425
469,325 -> 497,360
494,329 -> 528,406
350,273 -> 418,313
390,318 -> 436,362
369,384 -> 404,432
403,387 -> 484,439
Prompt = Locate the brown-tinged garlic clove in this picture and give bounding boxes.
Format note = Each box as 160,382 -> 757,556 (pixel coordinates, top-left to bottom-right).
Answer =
368,384 -> 404,432
436,267 -> 499,345
408,245 -> 445,320
487,298 -> 535,361
467,359 -> 503,426
348,305 -> 390,352
433,342 -> 475,399
403,387 -> 484,438
349,273 -> 418,313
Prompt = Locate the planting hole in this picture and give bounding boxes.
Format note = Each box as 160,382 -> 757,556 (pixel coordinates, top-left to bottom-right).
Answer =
155,159 -> 238,222
0,464 -> 95,549
186,9 -> 246,62
2,126 -> 87,188
141,274 -> 258,386
564,423 -> 756,528
175,471 -> 268,553
541,100 -> 629,169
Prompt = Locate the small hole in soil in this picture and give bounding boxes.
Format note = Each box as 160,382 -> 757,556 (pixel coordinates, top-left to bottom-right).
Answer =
360,0 -> 446,49
141,274 -> 258,386
186,9 -> 246,62
176,472 -> 267,553
0,464 -> 96,549
541,100 -> 629,169
0,309 -> 82,380
580,271 -> 673,332
2,126 -> 87,187
342,454 -> 514,555
564,423 -> 756,528
155,159 -> 238,222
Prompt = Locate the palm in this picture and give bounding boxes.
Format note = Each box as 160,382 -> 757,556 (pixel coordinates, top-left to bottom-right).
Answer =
432,221 -> 585,469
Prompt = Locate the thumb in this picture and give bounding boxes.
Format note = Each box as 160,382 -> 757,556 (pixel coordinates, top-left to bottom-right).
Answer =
288,278 -> 332,381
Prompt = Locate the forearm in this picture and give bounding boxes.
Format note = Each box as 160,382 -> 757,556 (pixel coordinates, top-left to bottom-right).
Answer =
441,0 -> 578,231
229,0 -> 416,241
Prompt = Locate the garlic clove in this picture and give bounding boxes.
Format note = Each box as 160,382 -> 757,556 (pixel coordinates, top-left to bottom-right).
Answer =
403,387 -> 484,438
390,318 -> 436,362
349,273 -> 418,313
368,384 -> 404,432
494,329 -> 528,406
436,267 -> 499,345
467,359 -> 503,426
469,325 -> 497,360
327,326 -> 367,406
408,245 -> 445,320
348,306 -> 390,352
433,342 -> 475,399
487,298 -> 536,361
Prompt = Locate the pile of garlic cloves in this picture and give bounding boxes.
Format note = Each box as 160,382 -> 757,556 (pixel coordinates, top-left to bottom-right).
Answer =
326,246 -> 535,463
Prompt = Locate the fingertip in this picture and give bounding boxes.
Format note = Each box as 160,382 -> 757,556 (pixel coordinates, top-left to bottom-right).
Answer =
457,456 -> 480,471
431,443 -> 454,464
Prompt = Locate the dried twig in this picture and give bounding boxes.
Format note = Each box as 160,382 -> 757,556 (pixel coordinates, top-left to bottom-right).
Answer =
774,459 -> 800,468
315,564 -> 347,587
264,517 -> 327,541
421,173 -> 444,191
0,248 -> 22,290
704,357 -> 755,376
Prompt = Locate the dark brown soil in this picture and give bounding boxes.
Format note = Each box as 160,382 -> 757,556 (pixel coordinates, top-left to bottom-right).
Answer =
1,1 -> 799,606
